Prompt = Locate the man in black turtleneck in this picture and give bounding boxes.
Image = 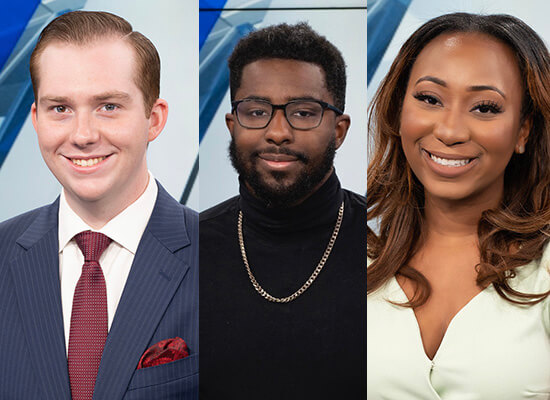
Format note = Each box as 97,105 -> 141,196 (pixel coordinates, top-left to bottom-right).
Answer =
199,23 -> 366,399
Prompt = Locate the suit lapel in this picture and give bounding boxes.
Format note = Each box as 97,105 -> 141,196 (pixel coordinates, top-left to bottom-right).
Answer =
93,184 -> 191,400
10,200 -> 72,400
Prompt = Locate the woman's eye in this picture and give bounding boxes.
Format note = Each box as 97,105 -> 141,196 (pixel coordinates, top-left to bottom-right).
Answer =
472,101 -> 502,114
413,93 -> 440,106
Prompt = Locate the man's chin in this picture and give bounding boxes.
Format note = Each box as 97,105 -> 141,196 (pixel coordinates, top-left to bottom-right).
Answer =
244,174 -> 311,208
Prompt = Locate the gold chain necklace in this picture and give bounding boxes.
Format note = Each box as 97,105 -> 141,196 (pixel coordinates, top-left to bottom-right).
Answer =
237,201 -> 344,303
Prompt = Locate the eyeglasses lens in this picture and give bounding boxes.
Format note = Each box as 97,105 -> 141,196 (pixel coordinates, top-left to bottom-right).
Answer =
286,102 -> 323,129
236,101 -> 324,129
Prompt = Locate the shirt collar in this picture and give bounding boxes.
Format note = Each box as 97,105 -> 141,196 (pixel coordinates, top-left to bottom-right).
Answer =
58,171 -> 158,254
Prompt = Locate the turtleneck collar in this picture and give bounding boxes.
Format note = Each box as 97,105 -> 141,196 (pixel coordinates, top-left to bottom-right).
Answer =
238,170 -> 344,233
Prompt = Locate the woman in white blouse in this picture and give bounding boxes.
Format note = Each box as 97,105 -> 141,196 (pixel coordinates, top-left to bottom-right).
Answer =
367,13 -> 550,399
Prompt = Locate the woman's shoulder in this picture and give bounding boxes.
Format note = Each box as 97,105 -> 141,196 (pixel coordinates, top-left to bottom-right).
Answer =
513,241 -> 550,290
507,244 -> 550,336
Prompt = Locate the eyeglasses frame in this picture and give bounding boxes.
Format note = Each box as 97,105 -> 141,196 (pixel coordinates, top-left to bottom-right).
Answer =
231,98 -> 344,130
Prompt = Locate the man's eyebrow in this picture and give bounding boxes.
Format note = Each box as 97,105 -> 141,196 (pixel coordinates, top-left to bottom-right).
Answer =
415,76 -> 506,98
38,91 -> 132,105
239,95 -> 271,102
286,96 -> 322,102
92,91 -> 132,102
39,96 -> 70,104
239,95 -> 323,103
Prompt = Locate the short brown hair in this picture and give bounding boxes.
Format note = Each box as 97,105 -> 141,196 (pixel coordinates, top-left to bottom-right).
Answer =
30,10 -> 160,115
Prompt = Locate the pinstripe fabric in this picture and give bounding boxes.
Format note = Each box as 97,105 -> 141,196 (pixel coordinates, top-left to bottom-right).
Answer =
0,181 -> 199,400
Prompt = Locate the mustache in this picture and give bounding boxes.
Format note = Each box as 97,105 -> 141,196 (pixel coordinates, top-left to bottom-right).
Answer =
253,147 -> 308,163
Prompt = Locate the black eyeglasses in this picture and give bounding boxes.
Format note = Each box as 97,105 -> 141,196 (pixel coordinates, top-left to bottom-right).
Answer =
231,99 -> 343,130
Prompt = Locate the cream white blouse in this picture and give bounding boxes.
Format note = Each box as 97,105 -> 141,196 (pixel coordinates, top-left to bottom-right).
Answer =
367,248 -> 550,400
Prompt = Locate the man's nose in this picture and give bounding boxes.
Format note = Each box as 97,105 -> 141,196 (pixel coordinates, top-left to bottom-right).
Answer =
264,109 -> 294,145
70,112 -> 100,147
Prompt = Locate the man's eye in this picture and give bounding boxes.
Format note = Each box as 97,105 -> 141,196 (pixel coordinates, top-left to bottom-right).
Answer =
102,104 -> 118,111
249,109 -> 269,117
54,105 -> 67,113
293,110 -> 318,118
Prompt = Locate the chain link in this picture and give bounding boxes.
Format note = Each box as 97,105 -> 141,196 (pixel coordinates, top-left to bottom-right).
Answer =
238,201 -> 344,303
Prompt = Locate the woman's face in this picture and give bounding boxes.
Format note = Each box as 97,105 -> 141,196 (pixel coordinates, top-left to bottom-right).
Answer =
399,32 -> 529,206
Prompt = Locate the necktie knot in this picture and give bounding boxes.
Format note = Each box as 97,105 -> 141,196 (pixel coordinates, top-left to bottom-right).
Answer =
74,231 -> 112,262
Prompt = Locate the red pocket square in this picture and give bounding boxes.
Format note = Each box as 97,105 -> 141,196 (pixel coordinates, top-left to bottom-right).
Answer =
137,337 -> 190,369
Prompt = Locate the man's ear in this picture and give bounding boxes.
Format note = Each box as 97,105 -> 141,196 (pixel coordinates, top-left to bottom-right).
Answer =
31,102 -> 38,131
334,114 -> 351,149
148,98 -> 169,142
226,113 -> 236,138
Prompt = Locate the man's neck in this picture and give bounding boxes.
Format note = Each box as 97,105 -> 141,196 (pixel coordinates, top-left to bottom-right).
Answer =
245,168 -> 334,209
64,174 -> 150,230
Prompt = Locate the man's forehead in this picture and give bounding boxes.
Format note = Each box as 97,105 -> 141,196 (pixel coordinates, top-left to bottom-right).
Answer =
36,37 -> 137,81
241,58 -> 326,78
237,58 -> 331,101
35,38 -> 140,95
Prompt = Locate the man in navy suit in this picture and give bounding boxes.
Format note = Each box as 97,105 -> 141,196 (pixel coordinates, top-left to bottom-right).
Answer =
0,11 -> 198,399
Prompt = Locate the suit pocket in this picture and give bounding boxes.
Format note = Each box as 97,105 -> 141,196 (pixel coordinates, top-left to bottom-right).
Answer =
127,353 -> 198,390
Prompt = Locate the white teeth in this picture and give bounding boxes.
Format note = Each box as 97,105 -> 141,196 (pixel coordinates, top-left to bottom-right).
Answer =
71,156 -> 106,167
430,153 -> 470,167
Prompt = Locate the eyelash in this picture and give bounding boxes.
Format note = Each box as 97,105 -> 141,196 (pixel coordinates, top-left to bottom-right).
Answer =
413,93 -> 440,106
412,92 -> 503,114
471,100 -> 502,114
101,103 -> 119,111
51,105 -> 68,113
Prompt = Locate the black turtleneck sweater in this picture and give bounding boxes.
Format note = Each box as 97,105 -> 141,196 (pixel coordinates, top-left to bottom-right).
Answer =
199,171 -> 366,399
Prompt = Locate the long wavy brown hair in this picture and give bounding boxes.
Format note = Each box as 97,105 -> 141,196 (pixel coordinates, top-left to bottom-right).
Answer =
367,13 -> 550,307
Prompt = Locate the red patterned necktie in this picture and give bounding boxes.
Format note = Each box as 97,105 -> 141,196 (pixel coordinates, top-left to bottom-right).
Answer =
68,231 -> 112,400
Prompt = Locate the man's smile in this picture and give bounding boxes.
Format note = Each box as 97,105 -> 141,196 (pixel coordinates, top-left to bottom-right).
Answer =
63,154 -> 113,170
70,155 -> 108,167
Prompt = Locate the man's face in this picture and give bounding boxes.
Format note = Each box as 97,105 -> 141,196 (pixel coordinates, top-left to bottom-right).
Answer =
226,58 -> 349,207
32,38 -> 166,215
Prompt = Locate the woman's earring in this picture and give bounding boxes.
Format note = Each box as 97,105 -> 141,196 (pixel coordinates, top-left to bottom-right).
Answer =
517,144 -> 525,154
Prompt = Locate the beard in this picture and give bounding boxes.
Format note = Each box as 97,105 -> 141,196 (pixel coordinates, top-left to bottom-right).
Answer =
229,137 -> 336,208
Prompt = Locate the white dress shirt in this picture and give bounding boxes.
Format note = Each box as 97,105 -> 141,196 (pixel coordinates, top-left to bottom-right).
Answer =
58,172 -> 158,354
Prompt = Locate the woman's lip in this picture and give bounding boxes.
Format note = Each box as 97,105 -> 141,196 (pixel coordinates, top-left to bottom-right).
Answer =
422,149 -> 478,178
423,149 -> 478,160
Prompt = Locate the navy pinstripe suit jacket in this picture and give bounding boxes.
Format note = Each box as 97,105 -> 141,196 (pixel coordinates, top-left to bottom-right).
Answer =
0,181 -> 199,399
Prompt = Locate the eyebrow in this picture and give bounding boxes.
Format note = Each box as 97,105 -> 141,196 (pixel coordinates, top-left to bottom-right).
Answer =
240,95 -> 323,103
415,76 -> 506,99
39,91 -> 132,105
92,91 -> 132,102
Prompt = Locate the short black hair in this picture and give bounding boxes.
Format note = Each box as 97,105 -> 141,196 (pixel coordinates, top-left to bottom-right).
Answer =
228,22 -> 346,110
